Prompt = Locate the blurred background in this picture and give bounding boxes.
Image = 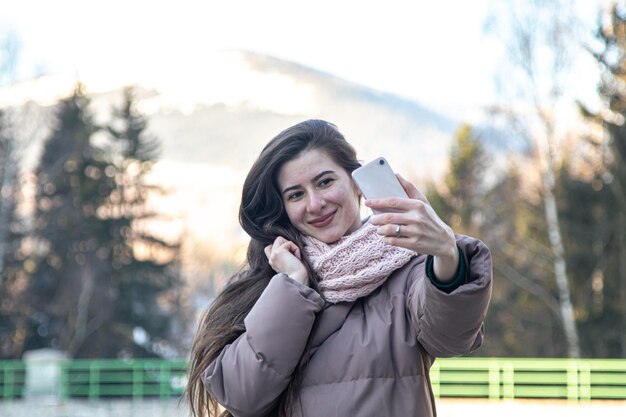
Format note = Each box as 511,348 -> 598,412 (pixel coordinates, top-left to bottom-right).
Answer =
0,0 -> 625,392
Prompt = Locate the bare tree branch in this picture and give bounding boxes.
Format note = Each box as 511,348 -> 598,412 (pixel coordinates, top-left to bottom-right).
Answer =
489,0 -> 582,357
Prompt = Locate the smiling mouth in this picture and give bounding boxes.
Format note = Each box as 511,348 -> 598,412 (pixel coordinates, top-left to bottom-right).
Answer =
309,211 -> 336,228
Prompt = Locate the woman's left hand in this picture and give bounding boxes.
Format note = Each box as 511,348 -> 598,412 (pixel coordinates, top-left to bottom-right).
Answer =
366,174 -> 459,282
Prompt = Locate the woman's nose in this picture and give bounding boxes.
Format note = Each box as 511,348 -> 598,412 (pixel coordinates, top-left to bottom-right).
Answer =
307,192 -> 326,211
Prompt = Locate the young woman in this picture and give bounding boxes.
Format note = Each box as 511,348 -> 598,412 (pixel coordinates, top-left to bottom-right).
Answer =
187,119 -> 492,417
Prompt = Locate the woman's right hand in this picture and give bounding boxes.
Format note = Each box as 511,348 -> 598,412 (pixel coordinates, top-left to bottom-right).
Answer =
264,236 -> 309,286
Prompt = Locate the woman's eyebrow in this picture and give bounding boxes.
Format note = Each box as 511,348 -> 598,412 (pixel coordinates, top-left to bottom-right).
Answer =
281,170 -> 336,195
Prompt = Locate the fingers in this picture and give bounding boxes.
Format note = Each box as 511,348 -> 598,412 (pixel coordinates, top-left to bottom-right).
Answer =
369,211 -> 407,227
371,222 -> 418,252
364,196 -> 418,212
373,223 -> 413,241
283,240 -> 302,260
264,236 -> 309,285
365,177 -> 454,257
396,173 -> 429,204
380,235 -> 414,251
364,175 -> 429,212
293,244 -> 302,260
265,236 -> 299,258
265,236 -> 286,260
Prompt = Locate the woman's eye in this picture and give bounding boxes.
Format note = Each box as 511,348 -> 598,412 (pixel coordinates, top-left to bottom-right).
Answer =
287,191 -> 303,201
318,178 -> 334,187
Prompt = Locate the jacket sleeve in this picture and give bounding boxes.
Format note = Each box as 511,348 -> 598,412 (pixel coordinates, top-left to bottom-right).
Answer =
202,273 -> 325,417
406,235 -> 492,358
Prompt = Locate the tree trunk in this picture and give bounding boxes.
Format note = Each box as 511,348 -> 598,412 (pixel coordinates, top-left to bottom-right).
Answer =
67,259 -> 96,356
542,160 -> 580,358
0,132 -> 18,283
608,163 -> 626,357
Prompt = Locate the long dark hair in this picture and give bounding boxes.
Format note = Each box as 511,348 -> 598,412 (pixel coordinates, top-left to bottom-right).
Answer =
187,120 -> 361,417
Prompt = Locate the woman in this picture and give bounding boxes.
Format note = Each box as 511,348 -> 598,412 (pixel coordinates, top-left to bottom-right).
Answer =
187,119 -> 492,417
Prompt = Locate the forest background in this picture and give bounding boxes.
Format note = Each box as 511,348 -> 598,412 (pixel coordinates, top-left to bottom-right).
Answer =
1,0 -> 625,360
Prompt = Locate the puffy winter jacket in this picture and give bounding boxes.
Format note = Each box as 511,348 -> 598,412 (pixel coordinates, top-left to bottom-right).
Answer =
203,235 -> 492,417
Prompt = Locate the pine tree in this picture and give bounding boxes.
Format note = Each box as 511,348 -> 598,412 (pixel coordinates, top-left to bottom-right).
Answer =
427,123 -> 488,236
576,3 -> 626,356
0,109 -> 29,358
0,32 -> 31,358
0,109 -> 17,280
99,87 -> 182,358
557,164 -> 621,357
26,84 -> 116,355
25,85 -> 182,358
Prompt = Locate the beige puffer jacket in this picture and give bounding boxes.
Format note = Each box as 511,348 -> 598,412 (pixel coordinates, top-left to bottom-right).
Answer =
203,235 -> 492,417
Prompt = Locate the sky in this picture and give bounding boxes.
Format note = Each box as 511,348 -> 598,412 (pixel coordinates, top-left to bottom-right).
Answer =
0,0 -> 533,114
0,0 -> 616,251
1,0 -> 615,117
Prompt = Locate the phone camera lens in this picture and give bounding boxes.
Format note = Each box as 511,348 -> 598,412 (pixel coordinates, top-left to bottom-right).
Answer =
378,159 -> 385,165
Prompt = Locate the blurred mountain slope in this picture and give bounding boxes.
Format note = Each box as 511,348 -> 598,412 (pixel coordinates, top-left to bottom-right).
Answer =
142,50 -> 458,177
2,50 -> 463,251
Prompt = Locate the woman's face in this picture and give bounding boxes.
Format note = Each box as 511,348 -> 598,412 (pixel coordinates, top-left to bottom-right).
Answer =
277,148 -> 362,244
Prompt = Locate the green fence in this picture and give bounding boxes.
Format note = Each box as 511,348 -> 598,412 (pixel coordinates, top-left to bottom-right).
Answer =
0,361 -> 25,400
59,359 -> 188,400
1,357 -> 626,401
430,358 -> 626,400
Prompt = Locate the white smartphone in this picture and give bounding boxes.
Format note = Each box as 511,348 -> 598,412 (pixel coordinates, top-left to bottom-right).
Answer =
351,157 -> 408,205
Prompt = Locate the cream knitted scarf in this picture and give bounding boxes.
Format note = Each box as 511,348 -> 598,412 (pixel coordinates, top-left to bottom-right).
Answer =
302,222 -> 416,303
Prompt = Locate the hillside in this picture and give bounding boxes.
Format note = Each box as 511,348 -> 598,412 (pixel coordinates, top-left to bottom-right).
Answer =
2,50 -> 460,254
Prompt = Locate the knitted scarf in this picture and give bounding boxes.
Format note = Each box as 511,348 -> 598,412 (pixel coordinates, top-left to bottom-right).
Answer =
302,222 -> 416,303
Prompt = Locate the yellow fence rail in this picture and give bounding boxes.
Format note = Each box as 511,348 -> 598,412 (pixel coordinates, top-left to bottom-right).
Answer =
1,357 -> 625,401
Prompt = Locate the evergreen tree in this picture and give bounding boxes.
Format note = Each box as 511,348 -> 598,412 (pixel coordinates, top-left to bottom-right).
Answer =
557,164 -> 621,357
100,87 -> 182,358
575,3 -> 626,356
0,109 -> 29,358
26,84 -> 116,355
0,109 -> 16,279
427,123 -> 487,236
25,85 -> 182,358
0,34 -> 32,358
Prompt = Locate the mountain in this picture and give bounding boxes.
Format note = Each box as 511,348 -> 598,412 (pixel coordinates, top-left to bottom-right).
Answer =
2,50 -> 460,254
137,50 -> 458,174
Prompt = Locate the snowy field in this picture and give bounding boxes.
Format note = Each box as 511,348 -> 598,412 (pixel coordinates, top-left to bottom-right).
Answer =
0,398 -> 625,417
